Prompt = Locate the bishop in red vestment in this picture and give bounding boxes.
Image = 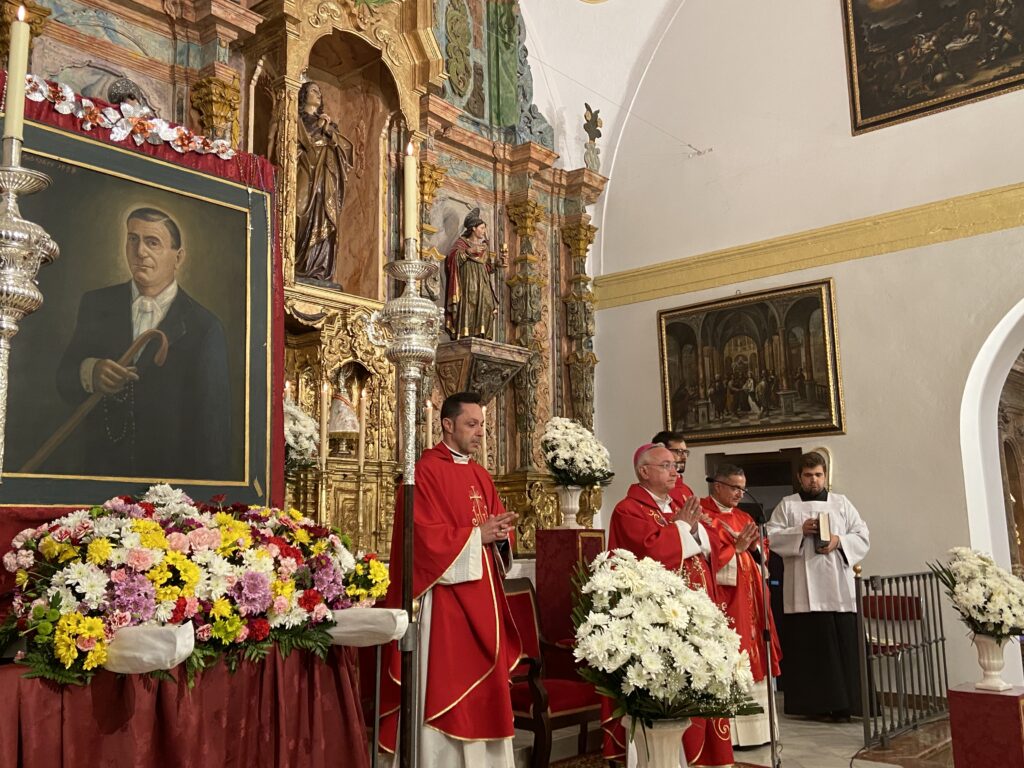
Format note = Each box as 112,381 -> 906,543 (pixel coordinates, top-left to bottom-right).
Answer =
702,464 -> 782,747
601,441 -> 734,767
378,393 -> 521,767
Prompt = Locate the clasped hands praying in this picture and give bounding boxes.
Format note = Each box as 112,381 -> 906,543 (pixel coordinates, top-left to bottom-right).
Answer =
480,511 -> 518,544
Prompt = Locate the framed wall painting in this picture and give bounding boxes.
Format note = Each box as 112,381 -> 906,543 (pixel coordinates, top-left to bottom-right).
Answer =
0,120 -> 272,506
657,279 -> 845,446
842,0 -> 1024,133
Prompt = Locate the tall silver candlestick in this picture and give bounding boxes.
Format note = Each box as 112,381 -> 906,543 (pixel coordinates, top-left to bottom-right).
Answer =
0,138 -> 58,479
369,236 -> 442,768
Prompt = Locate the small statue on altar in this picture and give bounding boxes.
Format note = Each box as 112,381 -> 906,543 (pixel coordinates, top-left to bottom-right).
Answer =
328,366 -> 360,436
295,80 -> 354,287
444,208 -> 504,340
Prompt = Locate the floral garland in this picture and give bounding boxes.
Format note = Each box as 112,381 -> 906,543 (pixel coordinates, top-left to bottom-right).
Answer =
0,485 -> 388,685
929,547 -> 1024,641
23,75 -> 235,160
573,549 -> 758,727
540,416 -> 614,487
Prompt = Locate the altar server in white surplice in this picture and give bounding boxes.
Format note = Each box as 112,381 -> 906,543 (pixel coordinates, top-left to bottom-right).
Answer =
766,451 -> 870,720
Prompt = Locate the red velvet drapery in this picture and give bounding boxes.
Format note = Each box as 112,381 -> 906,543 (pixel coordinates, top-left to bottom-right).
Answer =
0,647 -> 370,768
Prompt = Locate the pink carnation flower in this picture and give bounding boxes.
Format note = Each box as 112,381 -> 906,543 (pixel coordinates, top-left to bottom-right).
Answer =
235,626 -> 249,643
1,551 -> 16,573
166,532 -> 190,552
266,543 -> 281,558
272,596 -> 289,614
51,527 -> 72,542
16,550 -> 34,569
311,603 -> 330,624
110,568 -> 128,584
126,548 -> 155,571
11,528 -> 35,548
196,624 -> 213,642
277,557 -> 297,579
76,635 -> 97,652
107,610 -> 132,631
187,527 -> 220,552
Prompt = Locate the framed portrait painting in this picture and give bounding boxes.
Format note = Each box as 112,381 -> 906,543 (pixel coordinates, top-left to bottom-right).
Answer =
0,120 -> 272,506
657,279 -> 845,446
843,0 -> 1024,133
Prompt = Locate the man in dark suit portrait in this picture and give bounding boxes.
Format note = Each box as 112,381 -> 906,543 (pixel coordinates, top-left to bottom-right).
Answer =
54,206 -> 231,479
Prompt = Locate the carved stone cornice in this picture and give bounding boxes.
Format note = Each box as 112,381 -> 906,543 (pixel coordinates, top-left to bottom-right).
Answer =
508,141 -> 558,177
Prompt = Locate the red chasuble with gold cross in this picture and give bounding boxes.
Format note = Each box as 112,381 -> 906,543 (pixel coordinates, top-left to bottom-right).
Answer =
601,484 -> 733,767
378,443 -> 522,752
700,496 -> 782,682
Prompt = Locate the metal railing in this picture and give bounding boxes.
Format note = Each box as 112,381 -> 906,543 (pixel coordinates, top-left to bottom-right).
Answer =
856,571 -> 949,748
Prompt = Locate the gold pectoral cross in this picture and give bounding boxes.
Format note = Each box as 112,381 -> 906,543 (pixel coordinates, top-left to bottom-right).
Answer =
469,485 -> 488,526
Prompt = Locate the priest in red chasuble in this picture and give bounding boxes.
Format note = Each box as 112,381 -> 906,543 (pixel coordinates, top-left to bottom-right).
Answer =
601,441 -> 734,767
378,392 -> 522,767
701,464 -> 782,747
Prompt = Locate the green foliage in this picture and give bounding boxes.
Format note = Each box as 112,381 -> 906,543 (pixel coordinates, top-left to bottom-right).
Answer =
19,647 -> 94,686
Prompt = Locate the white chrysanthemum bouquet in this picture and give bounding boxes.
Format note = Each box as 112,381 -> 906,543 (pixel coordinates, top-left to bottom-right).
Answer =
540,416 -> 614,487
929,547 -> 1024,640
283,399 -> 319,471
573,550 -> 759,727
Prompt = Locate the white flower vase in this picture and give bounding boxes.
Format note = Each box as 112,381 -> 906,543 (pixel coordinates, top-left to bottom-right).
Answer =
623,717 -> 690,768
973,634 -> 1013,691
556,485 -> 583,529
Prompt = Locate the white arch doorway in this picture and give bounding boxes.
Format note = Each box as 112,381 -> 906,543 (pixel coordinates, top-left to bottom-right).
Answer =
960,295 -> 1024,684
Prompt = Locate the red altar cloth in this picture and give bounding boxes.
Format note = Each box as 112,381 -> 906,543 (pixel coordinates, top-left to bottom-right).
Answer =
949,682 -> 1024,768
0,647 -> 370,768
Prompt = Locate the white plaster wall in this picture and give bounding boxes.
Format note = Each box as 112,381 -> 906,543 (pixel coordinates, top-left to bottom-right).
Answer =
598,0 -> 1024,276
593,231 -> 1024,688
519,0 -> 681,172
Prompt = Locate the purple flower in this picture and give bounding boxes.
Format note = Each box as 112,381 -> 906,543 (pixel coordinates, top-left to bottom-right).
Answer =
232,570 -> 272,616
313,563 -> 344,602
111,572 -> 156,622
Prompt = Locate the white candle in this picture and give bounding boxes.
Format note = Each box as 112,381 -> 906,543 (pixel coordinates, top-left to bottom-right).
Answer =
403,141 -> 417,242
284,380 -> 291,401
4,6 -> 29,141
425,399 -> 433,447
480,405 -> 487,470
319,381 -> 329,469
357,389 -> 367,472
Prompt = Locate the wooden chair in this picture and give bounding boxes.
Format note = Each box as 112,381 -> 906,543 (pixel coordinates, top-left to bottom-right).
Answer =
505,577 -> 601,768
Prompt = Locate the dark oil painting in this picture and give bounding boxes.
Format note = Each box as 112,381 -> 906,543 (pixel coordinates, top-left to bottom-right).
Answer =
843,0 -> 1024,132
657,280 -> 845,446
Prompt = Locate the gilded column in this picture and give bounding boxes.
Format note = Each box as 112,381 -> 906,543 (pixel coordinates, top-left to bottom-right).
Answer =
506,198 -> 545,470
191,75 -> 242,145
561,218 -> 597,430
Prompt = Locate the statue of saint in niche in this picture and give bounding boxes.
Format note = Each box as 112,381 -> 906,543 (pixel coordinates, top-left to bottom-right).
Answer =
328,365 -> 360,435
444,208 -> 504,339
295,81 -> 354,287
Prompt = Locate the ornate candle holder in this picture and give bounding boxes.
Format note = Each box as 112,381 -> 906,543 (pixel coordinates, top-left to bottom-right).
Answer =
368,236 -> 442,768
0,138 -> 59,478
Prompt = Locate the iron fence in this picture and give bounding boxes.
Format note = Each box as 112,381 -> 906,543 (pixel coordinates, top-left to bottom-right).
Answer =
856,571 -> 949,747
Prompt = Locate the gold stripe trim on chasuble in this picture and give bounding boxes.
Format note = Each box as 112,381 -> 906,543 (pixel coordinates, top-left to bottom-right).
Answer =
594,181 -> 1024,309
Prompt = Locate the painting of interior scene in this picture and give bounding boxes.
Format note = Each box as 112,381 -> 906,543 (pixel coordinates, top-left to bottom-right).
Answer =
658,280 -> 845,444
844,0 -> 1024,131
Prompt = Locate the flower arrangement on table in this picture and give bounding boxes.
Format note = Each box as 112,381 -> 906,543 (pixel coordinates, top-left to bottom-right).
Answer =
344,553 -> 390,606
928,547 -> 1024,640
0,485 -> 388,686
284,398 -> 320,472
540,417 -> 614,488
573,550 -> 759,735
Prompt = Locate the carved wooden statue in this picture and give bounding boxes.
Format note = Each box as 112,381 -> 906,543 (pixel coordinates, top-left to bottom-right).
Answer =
295,81 -> 354,286
443,208 -> 504,339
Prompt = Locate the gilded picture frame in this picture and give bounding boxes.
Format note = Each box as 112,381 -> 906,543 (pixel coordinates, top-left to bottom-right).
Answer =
843,0 -> 1024,133
0,121 -> 272,506
657,279 -> 845,446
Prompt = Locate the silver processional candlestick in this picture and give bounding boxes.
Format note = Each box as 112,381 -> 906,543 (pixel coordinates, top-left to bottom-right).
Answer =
0,137 -> 58,479
369,234 -> 442,768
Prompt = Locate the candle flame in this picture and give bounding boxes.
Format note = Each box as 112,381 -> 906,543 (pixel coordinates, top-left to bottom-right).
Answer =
16,6 -> 24,21
405,141 -> 413,156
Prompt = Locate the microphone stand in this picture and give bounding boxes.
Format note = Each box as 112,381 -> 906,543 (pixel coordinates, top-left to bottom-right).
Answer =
741,486 -> 782,768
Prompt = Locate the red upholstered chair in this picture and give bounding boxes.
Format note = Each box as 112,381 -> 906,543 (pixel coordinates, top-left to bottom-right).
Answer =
505,577 -> 600,768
